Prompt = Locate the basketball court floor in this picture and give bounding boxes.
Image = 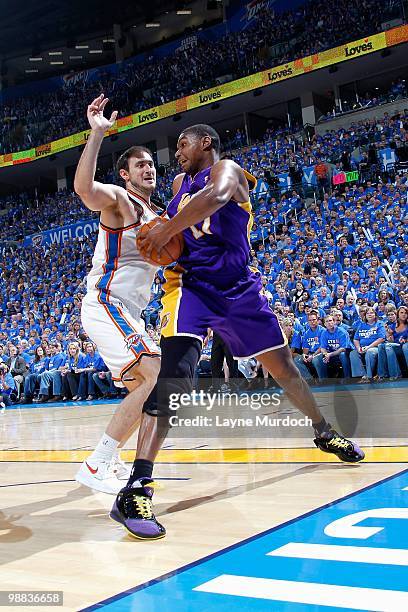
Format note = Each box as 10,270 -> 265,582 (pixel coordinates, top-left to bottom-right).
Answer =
1,382 -> 407,611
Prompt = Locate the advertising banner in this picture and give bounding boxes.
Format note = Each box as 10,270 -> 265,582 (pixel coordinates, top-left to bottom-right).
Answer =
1,24 -> 407,168
24,219 -> 99,247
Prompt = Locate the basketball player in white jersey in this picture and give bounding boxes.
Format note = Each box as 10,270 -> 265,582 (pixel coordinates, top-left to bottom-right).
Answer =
74,94 -> 161,493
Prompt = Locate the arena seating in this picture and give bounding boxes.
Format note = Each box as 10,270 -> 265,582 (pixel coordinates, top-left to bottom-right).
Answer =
0,0 -> 401,153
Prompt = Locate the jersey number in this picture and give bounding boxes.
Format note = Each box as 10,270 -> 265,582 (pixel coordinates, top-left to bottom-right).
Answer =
178,194 -> 212,239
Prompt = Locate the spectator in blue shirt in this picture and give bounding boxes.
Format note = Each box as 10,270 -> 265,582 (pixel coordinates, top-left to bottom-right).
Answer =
38,342 -> 66,402
343,294 -> 360,326
22,346 -> 49,403
313,315 -> 352,380
350,307 -> 386,382
0,362 -> 17,411
76,341 -> 102,401
377,305 -> 408,380
61,342 -> 85,401
294,310 -> 324,381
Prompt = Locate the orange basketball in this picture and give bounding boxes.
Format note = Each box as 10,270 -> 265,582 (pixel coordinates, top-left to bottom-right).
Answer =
137,217 -> 184,266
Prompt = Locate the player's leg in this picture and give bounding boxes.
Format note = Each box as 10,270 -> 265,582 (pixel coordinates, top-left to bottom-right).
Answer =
257,346 -> 364,462
210,331 -> 225,389
227,274 -> 364,463
75,356 -> 160,493
110,271 -> 208,539
110,336 -> 202,540
76,295 -> 161,493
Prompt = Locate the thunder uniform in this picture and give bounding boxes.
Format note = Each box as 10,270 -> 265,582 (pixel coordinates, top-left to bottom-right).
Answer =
160,166 -> 286,358
81,191 -> 161,385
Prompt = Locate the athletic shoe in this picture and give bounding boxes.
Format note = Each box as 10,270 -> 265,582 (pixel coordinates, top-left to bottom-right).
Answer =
110,455 -> 131,480
314,426 -> 365,463
110,478 -> 166,540
75,459 -> 123,495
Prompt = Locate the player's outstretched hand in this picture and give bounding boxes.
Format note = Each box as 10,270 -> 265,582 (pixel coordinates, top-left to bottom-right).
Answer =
87,93 -> 118,132
138,218 -> 171,260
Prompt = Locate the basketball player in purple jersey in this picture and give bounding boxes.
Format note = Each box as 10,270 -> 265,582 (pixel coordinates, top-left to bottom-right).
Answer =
110,124 -> 364,540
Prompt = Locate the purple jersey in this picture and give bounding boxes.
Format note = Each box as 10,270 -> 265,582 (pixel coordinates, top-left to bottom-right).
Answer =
167,166 -> 256,286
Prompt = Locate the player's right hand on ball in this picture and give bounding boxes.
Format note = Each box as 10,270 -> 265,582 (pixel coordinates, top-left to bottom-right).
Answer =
87,94 -> 118,132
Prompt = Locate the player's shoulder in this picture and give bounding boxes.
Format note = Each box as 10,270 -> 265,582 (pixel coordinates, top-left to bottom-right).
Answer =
105,183 -> 128,205
173,172 -> 186,183
172,172 -> 186,196
212,158 -> 243,173
211,159 -> 257,191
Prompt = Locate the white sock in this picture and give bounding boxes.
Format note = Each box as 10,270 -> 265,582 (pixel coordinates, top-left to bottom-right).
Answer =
88,433 -> 119,464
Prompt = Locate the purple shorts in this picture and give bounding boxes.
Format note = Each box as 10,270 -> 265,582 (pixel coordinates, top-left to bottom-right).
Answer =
160,268 -> 287,358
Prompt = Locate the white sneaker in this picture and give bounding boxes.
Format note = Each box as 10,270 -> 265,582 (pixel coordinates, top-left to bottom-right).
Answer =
110,455 -> 131,480
0,403 -> 5,414
75,459 -> 124,495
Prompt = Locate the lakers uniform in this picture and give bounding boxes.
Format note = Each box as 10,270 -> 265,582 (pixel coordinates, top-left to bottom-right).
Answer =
81,191 -> 161,385
160,166 -> 287,358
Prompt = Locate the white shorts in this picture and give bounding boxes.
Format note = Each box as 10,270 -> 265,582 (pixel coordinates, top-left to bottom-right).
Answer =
81,292 -> 160,386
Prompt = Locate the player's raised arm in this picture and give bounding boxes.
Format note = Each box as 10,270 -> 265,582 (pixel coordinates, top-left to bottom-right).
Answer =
167,159 -> 241,235
74,94 -> 119,211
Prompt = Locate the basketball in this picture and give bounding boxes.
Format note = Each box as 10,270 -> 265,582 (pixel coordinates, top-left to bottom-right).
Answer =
137,217 -> 184,265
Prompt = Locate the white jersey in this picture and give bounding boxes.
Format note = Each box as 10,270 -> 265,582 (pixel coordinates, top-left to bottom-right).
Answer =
86,191 -> 158,319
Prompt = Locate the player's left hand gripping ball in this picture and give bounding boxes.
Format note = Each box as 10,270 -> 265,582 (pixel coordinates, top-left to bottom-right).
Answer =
137,217 -> 184,266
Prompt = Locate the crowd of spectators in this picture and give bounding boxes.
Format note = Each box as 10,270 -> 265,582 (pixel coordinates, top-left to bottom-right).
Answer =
319,79 -> 408,122
0,0 -> 402,153
0,190 -> 95,242
0,104 -> 407,408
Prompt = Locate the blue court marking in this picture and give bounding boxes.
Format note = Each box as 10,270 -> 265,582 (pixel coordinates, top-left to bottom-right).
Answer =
83,468 -> 408,611
4,398 -> 122,410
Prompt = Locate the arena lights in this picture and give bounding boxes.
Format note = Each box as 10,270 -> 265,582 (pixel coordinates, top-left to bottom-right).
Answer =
29,57 -> 43,62
75,45 -> 89,49
177,9 -> 192,14
48,51 -> 63,56
145,22 -> 160,28
89,50 -> 103,54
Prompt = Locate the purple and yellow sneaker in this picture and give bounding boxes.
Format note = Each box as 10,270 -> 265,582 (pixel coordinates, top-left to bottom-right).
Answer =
314,427 -> 365,463
110,478 -> 166,540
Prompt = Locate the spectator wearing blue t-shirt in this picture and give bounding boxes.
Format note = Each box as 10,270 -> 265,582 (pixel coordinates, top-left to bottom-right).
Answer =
0,362 -> 17,411
313,315 -> 352,380
347,258 -> 366,279
61,342 -> 85,401
38,342 -> 66,402
350,307 -> 386,382
22,346 -> 49,403
76,341 -> 102,400
293,311 -> 324,381
342,294 -> 360,326
196,333 -> 213,380
377,305 -> 408,380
